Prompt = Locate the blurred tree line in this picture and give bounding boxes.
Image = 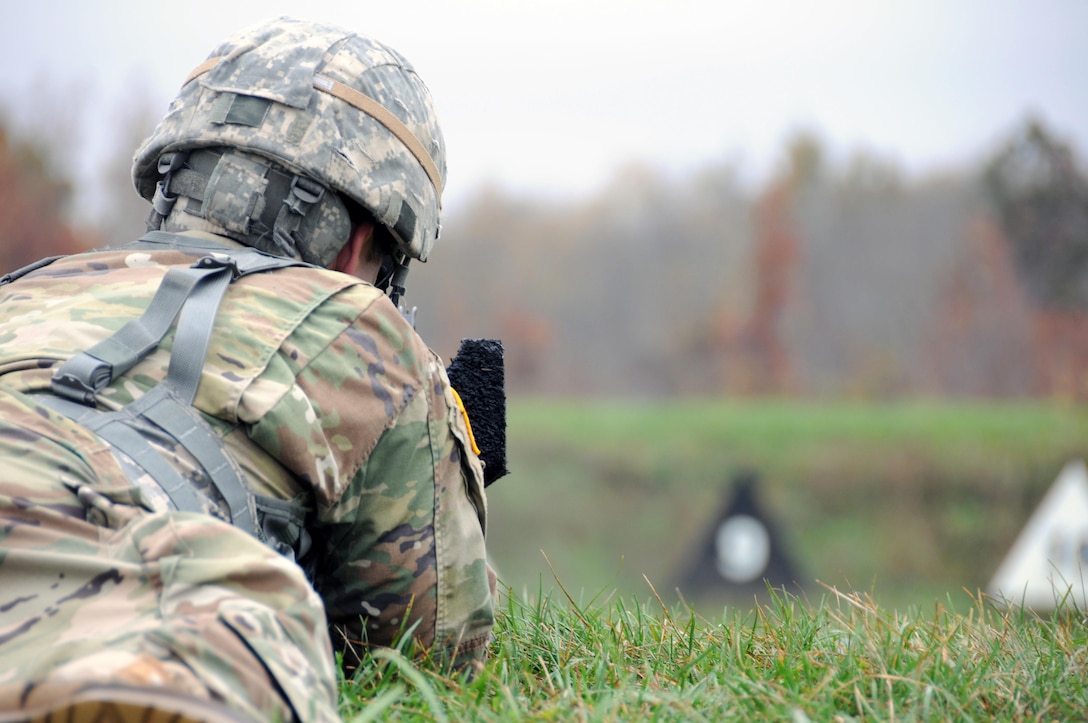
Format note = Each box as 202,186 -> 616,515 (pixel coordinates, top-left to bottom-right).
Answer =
0,120 -> 86,266
0,102 -> 1084,401
413,118 -> 1088,401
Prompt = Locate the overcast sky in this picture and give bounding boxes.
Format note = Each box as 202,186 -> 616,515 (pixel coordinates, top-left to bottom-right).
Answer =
2,0 -> 1085,216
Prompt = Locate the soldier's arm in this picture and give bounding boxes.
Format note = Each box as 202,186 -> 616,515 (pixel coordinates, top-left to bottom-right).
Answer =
312,353 -> 495,675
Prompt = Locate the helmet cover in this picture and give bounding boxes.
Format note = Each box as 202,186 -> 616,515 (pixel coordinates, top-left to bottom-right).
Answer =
133,16 -> 446,264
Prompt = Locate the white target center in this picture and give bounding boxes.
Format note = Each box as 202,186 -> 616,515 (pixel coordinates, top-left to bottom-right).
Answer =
715,515 -> 771,583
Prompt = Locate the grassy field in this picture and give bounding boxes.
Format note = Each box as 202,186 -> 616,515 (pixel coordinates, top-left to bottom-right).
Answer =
337,398 -> 1088,719
338,586 -> 1088,720
486,397 -> 1088,611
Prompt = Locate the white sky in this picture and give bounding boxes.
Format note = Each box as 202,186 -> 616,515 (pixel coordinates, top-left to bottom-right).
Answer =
2,0 -> 1086,216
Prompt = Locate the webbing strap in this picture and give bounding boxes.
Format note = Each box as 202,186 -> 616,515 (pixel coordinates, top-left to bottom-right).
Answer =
50,262 -> 233,405
51,241 -> 314,407
44,235 -> 313,543
46,384 -> 308,562
36,395 -> 207,516
312,74 -> 444,203
272,175 -> 325,259
184,56 -> 221,86
161,261 -> 234,405
115,250 -> 259,534
131,388 -> 257,535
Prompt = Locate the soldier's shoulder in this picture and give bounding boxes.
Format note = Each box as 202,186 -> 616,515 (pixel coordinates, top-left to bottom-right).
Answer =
329,283 -> 436,377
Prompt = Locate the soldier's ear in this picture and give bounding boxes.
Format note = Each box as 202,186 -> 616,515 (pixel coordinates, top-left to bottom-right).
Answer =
330,235 -> 360,274
330,224 -> 377,279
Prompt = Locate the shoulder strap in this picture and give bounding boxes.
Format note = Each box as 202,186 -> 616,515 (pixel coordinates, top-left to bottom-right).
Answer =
52,234 -> 315,405
51,257 -> 234,405
43,238 -> 313,548
36,394 -> 209,516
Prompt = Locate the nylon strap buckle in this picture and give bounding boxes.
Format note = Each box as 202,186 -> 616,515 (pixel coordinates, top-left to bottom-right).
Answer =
192,253 -> 241,280
52,370 -> 102,406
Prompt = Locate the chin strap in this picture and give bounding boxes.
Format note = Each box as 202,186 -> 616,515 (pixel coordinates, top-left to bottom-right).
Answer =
374,251 -> 415,326
389,253 -> 415,327
387,252 -> 411,308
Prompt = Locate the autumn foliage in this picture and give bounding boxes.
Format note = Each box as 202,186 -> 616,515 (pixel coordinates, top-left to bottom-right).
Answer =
1,110 -> 1085,400
0,126 -> 91,272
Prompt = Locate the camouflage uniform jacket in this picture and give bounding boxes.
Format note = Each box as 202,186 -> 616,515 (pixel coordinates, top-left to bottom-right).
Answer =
0,231 -> 496,668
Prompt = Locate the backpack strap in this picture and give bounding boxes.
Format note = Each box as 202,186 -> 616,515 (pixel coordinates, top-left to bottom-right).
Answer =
51,255 -> 235,405
38,393 -> 210,517
41,233 -> 316,555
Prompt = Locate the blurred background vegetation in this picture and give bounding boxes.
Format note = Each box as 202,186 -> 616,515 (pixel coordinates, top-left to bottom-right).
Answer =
0,82 -> 1085,613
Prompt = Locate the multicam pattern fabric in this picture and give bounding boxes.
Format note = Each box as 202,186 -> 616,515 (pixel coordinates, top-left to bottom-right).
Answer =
0,233 -> 495,721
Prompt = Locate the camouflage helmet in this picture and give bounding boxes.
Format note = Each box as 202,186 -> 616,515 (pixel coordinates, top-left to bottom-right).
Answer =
133,16 -> 446,266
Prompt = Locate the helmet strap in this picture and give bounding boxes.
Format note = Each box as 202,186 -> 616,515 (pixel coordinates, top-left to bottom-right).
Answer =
145,152 -> 187,231
374,255 -> 395,294
373,251 -> 414,326
271,176 -> 326,260
155,148 -> 350,266
387,251 -> 411,309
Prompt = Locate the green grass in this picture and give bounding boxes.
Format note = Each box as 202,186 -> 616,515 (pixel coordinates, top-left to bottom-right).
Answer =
338,583 -> 1088,721
487,397 -> 1088,611
337,398 -> 1088,719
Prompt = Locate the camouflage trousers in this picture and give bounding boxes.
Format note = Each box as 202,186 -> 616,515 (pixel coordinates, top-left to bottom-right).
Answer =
0,412 -> 340,722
